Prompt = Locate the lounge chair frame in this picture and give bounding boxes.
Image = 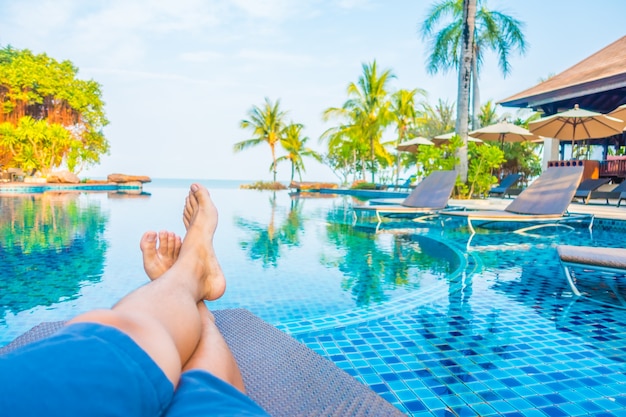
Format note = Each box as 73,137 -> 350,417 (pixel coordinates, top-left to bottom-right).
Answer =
558,245 -> 626,310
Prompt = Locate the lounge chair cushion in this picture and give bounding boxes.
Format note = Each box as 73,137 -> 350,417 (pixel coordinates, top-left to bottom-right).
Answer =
0,308 -> 404,417
505,166 -> 583,215
402,170 -> 457,208
557,245 -> 626,270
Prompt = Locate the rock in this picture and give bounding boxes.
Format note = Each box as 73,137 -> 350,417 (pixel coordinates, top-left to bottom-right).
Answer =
47,171 -> 80,184
107,174 -> 151,184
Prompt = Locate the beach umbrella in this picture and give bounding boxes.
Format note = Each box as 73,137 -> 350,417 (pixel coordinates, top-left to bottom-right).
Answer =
396,136 -> 434,152
607,104 -> 626,128
432,131 -> 482,145
470,121 -> 536,148
529,104 -> 624,158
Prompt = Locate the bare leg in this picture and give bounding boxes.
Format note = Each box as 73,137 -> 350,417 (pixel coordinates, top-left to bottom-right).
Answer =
68,184 -> 226,386
139,224 -> 245,392
183,304 -> 246,392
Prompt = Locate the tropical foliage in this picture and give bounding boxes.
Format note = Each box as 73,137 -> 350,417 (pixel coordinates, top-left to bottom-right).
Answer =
389,88 -> 426,185
420,0 -> 527,127
273,123 -> 322,183
235,98 -> 287,183
420,0 -> 526,181
322,61 -> 395,183
0,46 -> 109,175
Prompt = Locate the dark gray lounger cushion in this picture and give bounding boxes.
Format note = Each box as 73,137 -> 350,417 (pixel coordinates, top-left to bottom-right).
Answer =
0,308 -> 404,417
505,166 -> 583,215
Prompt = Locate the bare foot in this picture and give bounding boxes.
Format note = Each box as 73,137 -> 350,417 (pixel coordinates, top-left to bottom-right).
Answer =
177,183 -> 226,301
140,230 -> 182,280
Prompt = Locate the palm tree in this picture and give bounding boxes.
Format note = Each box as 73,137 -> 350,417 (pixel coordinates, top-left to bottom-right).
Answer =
455,0 -> 476,183
273,123 -> 322,183
415,98 -> 456,138
421,0 -> 527,129
323,61 -> 395,183
390,88 -> 426,185
235,98 -> 286,183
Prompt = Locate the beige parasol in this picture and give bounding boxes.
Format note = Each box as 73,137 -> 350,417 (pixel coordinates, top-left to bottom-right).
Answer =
607,104 -> 626,128
431,131 -> 482,145
529,104 -> 624,158
396,137 -> 434,152
470,121 -> 537,147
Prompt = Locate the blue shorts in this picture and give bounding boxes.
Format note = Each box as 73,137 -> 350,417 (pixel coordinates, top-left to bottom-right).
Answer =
0,323 -> 269,417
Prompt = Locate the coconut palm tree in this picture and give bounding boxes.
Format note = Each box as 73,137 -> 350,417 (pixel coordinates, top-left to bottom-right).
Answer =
421,0 -> 527,129
415,99 -> 456,139
323,61 -> 395,183
273,122 -> 322,183
235,98 -> 286,183
390,88 -> 426,185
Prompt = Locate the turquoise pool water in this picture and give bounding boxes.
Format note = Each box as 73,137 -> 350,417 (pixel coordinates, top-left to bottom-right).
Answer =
1,179 -> 626,416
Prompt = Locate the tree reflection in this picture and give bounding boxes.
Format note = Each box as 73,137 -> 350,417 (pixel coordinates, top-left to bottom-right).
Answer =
235,193 -> 305,268
324,207 -> 457,307
0,193 -> 108,318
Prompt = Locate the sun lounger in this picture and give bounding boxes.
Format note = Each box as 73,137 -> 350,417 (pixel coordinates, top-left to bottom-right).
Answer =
488,173 -> 521,198
573,177 -> 611,204
441,166 -> 593,233
557,245 -> 626,309
353,170 -> 457,224
391,175 -> 416,191
0,308 -> 404,417
588,180 -> 626,206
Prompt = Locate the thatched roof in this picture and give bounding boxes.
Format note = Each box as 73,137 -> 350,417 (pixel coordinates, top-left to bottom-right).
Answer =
499,36 -> 626,115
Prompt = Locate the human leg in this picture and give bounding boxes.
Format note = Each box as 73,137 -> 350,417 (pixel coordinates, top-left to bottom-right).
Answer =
139,226 -> 245,392
68,183 -> 226,385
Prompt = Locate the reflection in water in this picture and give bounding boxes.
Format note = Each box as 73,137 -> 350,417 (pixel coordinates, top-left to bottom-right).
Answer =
0,193 -> 108,319
235,193 -> 304,268
324,208 -> 459,307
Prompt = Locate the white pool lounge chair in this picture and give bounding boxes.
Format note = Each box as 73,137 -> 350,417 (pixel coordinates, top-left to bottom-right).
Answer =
440,166 -> 593,233
557,245 -> 626,309
0,309 -> 404,417
352,170 -> 457,224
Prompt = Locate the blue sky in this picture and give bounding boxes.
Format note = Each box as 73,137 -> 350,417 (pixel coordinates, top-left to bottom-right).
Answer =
1,0 -> 625,182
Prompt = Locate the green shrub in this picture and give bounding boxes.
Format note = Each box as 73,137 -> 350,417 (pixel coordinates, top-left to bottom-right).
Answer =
240,181 -> 287,190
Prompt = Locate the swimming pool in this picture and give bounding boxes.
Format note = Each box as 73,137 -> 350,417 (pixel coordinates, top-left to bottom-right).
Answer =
1,179 -> 626,416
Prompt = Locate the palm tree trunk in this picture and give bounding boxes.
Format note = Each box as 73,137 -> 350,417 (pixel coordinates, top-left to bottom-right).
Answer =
472,53 -> 480,130
271,144 -> 277,183
370,136 -> 375,183
455,0 -> 476,184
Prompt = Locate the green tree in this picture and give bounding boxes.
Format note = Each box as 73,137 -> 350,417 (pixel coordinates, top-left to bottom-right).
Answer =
414,99 -> 456,138
390,88 -> 426,185
323,61 -> 395,183
421,0 -> 527,129
466,141 -> 505,197
273,123 -> 322,183
477,99 -> 500,127
0,46 -> 109,175
235,98 -> 287,183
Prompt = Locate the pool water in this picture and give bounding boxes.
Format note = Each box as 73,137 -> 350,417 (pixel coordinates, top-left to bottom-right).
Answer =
1,179 -> 626,416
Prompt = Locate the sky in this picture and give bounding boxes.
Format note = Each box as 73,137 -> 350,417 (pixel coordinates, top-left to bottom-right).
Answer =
1,0 -> 625,182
